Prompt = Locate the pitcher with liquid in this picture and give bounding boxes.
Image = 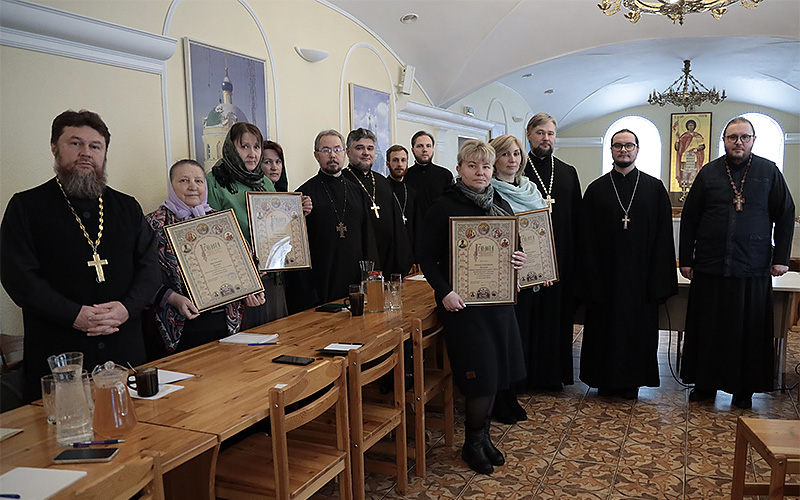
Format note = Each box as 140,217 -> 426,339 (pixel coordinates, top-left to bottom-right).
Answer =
365,270 -> 384,313
48,352 -> 93,446
92,361 -> 138,437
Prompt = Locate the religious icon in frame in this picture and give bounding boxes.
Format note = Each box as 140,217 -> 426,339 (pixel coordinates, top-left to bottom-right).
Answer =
669,112 -> 711,204
246,192 -> 312,272
349,83 -> 392,177
517,208 -> 558,288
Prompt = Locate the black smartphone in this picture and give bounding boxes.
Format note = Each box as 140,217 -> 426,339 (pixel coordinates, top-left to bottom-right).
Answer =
272,354 -> 315,366
53,448 -> 119,464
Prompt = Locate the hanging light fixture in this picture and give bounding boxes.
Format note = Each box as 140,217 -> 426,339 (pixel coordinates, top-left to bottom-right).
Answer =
597,0 -> 762,25
648,60 -> 726,111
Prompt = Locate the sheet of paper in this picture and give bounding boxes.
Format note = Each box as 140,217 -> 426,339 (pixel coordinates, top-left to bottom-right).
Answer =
406,274 -> 427,281
157,369 -> 194,385
0,467 -> 87,500
323,343 -> 363,351
128,383 -> 184,400
219,333 -> 278,344
0,428 -> 23,442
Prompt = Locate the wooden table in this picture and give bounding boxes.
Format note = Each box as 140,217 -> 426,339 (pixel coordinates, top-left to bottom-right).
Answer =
0,404 -> 218,499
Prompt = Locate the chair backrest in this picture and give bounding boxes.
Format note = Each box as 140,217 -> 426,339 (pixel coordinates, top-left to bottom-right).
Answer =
269,358 -> 348,499
410,309 -> 448,389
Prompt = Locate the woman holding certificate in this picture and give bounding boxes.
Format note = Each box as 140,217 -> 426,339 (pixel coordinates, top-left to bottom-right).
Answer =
206,123 -> 284,328
146,159 -> 265,354
418,139 -> 527,475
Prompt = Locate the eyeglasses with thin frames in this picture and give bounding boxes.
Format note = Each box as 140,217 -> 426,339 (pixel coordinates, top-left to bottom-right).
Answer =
611,143 -> 637,152
317,147 -> 343,156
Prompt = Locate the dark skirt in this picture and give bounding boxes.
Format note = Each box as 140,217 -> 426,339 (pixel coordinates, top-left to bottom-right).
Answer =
679,272 -> 774,394
177,307 -> 228,352
241,274 -> 288,330
440,304 -> 526,397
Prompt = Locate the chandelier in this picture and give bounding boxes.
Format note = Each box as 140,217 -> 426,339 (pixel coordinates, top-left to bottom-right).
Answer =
648,60 -> 726,111
597,0 -> 762,25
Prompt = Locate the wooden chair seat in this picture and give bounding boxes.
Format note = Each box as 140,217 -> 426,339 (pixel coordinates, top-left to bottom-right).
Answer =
731,416 -> 800,500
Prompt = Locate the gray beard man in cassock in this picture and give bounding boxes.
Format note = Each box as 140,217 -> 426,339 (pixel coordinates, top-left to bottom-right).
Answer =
1,110 -> 159,401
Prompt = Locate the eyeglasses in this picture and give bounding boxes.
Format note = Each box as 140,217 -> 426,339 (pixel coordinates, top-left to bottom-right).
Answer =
317,147 -> 343,156
533,130 -> 555,138
611,143 -> 637,152
725,134 -> 753,144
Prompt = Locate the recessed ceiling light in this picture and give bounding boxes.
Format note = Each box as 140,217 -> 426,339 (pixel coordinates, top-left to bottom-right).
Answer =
544,89 -> 554,94
400,13 -> 419,24
522,73 -> 533,78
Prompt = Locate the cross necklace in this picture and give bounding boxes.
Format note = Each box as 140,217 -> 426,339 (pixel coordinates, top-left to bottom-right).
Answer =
320,177 -> 348,238
392,183 -> 408,224
609,169 -> 640,230
528,152 -> 555,212
56,177 -> 108,282
348,167 -> 380,218
724,154 -> 752,212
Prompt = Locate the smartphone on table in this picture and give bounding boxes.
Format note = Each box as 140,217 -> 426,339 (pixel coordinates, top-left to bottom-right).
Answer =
53,448 -> 119,464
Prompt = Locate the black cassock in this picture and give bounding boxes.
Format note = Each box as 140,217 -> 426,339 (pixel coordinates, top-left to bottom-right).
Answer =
387,177 -> 422,263
523,154 -> 582,388
343,167 -> 412,276
404,162 -> 453,220
579,168 -> 677,389
1,178 -> 159,401
286,172 -> 376,312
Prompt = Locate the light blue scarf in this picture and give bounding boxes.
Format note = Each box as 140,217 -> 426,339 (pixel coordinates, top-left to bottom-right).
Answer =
490,176 -> 547,214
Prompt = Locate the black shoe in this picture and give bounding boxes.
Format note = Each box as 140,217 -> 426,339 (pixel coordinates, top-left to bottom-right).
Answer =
689,388 -> 715,402
509,396 -> 527,421
732,393 -> 753,409
618,387 -> 638,400
483,421 -> 505,466
492,395 -> 518,424
597,387 -> 614,397
462,426 -> 494,474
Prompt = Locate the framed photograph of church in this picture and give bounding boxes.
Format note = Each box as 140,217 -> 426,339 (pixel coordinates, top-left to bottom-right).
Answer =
164,209 -> 264,313
450,216 -> 518,306
349,83 -> 392,177
246,192 -> 311,272
669,112 -> 711,205
184,39 -> 268,171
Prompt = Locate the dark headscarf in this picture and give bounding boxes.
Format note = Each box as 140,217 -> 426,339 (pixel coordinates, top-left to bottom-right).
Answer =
210,131 -> 266,194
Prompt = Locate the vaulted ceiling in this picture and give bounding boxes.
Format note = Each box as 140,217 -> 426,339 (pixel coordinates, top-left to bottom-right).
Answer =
325,0 -> 800,130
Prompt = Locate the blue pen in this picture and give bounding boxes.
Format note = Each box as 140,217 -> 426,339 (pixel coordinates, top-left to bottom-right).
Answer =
0,494 -> 22,498
248,342 -> 279,346
72,439 -> 124,447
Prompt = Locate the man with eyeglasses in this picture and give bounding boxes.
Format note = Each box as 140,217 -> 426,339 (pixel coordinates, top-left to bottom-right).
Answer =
579,129 -> 677,400
679,117 -> 794,409
343,128 -> 413,276
287,129 -> 377,312
520,113 -> 582,391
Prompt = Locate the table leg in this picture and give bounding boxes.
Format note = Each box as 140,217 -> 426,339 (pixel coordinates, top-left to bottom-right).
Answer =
731,419 -> 748,500
769,454 -> 787,500
164,445 -> 218,500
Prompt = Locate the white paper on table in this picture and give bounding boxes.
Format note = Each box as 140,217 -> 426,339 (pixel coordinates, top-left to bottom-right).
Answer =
406,275 -> 427,281
323,343 -> 363,351
0,467 -> 87,500
157,369 -> 194,385
128,383 -> 184,400
219,333 -> 278,344
0,428 -> 22,442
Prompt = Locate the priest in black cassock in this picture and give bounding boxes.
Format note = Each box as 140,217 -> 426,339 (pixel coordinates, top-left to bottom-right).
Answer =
343,128 -> 412,276
0,110 -> 160,401
285,129 -> 377,312
523,113 -> 582,389
679,117 -> 794,409
404,130 -> 454,218
579,129 -> 678,399
385,144 -> 422,262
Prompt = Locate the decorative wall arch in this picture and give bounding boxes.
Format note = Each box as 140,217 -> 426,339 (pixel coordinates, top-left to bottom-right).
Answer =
340,42 -> 397,144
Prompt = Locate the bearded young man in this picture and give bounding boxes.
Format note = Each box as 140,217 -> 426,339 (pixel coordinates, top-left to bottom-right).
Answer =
1,110 -> 159,401
679,117 -> 795,409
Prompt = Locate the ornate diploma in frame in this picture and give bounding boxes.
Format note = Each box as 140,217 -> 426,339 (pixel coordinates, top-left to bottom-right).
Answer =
517,208 -> 559,288
246,192 -> 311,271
165,209 -> 264,313
450,216 -> 518,305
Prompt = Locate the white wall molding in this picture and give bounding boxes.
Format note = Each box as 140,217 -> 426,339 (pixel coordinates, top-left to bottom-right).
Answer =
786,132 -> 799,145
556,136 -> 603,148
397,101 -> 494,137
0,0 -> 177,74
340,42 -> 396,141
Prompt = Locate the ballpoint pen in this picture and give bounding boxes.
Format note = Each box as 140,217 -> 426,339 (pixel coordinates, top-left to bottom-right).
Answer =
248,342 -> 279,346
72,439 -> 125,447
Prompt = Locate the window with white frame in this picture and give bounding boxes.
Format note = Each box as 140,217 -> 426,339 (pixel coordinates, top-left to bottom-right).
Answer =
602,116 -> 662,180
716,113 -> 784,172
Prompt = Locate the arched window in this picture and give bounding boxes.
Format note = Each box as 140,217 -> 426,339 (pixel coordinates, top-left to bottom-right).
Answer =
602,116 -> 662,180
717,113 -> 785,172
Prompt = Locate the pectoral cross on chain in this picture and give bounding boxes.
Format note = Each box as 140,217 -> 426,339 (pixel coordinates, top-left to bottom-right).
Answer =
733,193 -> 745,212
544,195 -> 555,213
622,214 -> 630,230
87,252 -> 108,283
401,213 -> 407,224
370,202 -> 381,219
336,222 -> 347,239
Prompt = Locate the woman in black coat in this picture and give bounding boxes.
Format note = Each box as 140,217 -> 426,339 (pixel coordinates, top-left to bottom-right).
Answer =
418,139 -> 527,475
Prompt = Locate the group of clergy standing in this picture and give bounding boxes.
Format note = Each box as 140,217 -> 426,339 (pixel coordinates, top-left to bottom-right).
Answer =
0,109 -> 793,465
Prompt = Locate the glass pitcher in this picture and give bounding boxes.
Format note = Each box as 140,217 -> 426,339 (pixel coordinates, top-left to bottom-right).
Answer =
92,361 -> 138,437
47,352 -> 93,446
365,270 -> 384,313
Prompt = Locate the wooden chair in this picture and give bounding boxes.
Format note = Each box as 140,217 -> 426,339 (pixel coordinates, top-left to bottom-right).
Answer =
215,358 -> 351,500
731,417 -> 800,500
406,308 -> 454,477
347,328 -> 407,500
73,449 -> 164,500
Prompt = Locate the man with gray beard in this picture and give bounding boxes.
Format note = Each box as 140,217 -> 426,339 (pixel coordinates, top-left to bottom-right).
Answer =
1,110 -> 159,401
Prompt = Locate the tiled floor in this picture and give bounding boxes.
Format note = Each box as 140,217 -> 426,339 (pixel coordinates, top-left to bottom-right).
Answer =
315,327 -> 800,500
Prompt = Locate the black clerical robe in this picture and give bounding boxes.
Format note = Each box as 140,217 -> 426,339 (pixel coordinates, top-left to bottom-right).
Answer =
1,178 -> 159,401
579,168 -> 677,390
403,162 -> 453,220
286,172 -> 376,311
343,167 -> 412,276
679,154 -> 794,394
523,154 -> 582,388
387,177 -> 422,262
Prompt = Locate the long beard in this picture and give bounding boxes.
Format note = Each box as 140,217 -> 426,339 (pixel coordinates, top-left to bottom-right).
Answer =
349,161 -> 372,173
532,146 -> 551,158
55,161 -> 107,199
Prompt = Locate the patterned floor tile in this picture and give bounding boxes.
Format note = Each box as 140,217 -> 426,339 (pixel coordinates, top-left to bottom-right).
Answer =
459,451 -> 547,499
503,424 -> 567,457
683,475 -> 732,499
534,460 -> 615,499
558,417 -> 628,464
618,442 -> 685,471
611,466 -> 684,499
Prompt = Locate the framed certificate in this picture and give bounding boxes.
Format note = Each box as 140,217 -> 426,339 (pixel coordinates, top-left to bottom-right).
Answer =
164,209 -> 264,312
450,216 -> 518,306
517,208 -> 559,288
246,192 -> 311,271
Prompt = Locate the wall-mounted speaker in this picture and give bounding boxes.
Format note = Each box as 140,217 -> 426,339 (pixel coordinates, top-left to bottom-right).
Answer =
398,64 -> 415,95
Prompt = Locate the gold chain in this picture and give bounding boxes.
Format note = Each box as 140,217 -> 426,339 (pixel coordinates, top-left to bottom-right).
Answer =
56,177 -> 104,254
347,167 -> 378,205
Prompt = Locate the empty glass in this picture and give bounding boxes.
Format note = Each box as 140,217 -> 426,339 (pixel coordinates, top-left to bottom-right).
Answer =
40,375 -> 56,425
